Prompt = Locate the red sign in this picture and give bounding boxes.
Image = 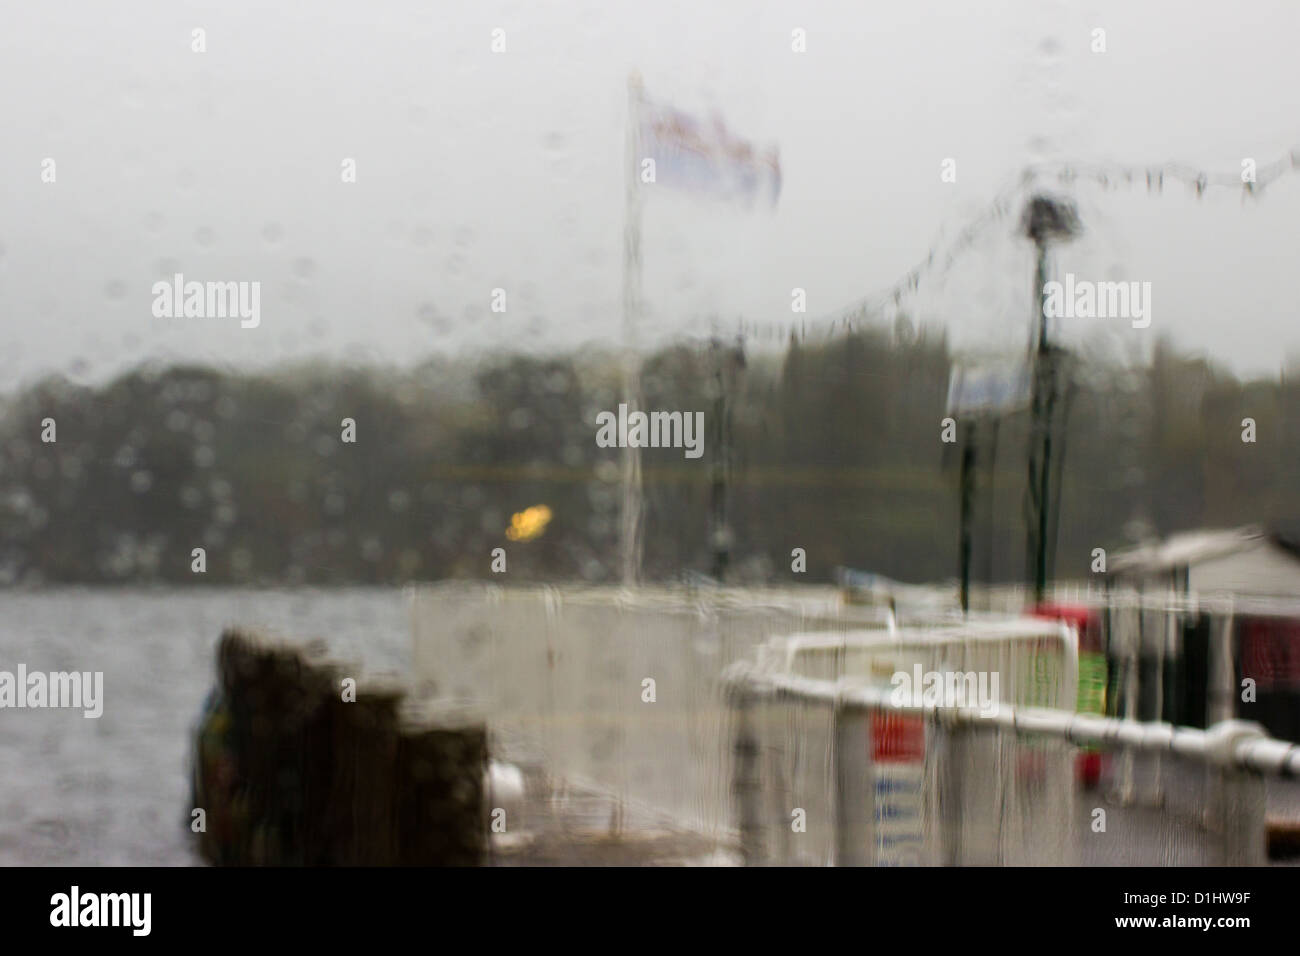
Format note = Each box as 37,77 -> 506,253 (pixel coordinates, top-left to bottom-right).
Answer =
1240,616 -> 1300,689
871,712 -> 925,763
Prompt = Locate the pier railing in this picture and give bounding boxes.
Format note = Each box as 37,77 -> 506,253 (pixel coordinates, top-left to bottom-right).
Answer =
409,583 -> 1078,842
726,662 -> 1300,866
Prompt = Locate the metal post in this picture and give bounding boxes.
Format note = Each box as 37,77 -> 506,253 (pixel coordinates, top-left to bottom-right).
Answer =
983,417 -> 1000,601
937,716 -> 967,865
729,677 -> 765,865
1112,600 -> 1139,804
1208,605 -> 1237,726
1027,244 -> 1054,602
1020,196 -> 1079,602
709,337 -> 742,581
959,417 -> 977,613
833,699 -> 870,866
620,74 -> 645,586
1206,721 -> 1268,865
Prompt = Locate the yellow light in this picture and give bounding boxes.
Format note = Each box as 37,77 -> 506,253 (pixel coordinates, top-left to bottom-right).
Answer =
505,504 -> 553,542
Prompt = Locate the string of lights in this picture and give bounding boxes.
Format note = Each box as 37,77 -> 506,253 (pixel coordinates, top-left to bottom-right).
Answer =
765,144 -> 1300,344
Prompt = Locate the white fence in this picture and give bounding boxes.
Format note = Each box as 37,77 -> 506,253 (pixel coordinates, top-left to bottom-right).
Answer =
727,663 -> 1300,865
754,617 -> 1077,710
408,581 -> 1300,864
409,583 -> 1084,842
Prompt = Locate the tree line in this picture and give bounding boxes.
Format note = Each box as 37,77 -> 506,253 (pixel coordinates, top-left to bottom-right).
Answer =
1,328 -> 1295,587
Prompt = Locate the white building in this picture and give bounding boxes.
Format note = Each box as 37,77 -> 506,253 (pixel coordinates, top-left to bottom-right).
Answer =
1108,525 -> 1300,598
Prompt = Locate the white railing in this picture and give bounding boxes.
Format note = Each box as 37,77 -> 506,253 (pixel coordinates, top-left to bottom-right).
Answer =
409,583 -> 1082,841
408,581 -> 1300,863
727,661 -> 1300,865
755,618 -> 1077,710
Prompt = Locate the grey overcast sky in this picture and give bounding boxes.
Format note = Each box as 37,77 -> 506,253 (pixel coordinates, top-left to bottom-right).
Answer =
2,0 -> 1299,389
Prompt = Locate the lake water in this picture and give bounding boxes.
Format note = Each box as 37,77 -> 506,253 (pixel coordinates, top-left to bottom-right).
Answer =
0,588 -> 412,866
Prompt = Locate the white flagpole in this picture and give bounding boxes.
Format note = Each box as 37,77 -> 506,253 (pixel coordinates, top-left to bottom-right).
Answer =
620,73 -> 645,587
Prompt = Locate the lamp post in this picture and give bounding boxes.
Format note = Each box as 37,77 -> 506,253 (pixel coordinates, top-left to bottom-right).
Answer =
1020,194 -> 1081,602
709,335 -> 745,582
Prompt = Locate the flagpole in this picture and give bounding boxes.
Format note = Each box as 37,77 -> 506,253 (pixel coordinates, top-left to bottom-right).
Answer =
620,72 -> 645,587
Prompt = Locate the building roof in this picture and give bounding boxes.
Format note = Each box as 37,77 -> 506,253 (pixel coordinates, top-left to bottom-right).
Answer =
1108,525 -> 1273,576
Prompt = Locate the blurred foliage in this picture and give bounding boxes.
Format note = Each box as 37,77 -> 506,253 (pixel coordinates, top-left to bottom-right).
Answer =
1,330 -> 1297,587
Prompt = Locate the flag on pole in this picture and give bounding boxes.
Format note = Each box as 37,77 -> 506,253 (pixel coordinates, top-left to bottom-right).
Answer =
635,89 -> 781,207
